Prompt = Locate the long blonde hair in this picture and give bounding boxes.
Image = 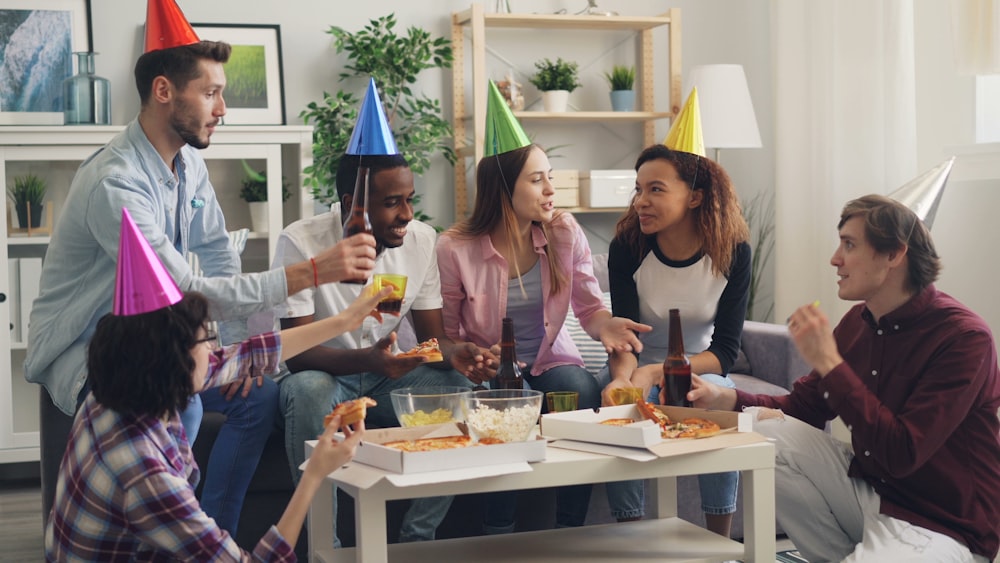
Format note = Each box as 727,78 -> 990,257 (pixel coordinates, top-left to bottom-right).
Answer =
446,144 -> 567,295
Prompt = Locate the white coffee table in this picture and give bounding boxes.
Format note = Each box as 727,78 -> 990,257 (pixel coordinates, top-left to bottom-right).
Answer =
306,439 -> 775,563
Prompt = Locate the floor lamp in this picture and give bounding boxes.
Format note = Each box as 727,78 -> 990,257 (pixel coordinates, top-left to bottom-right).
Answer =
685,64 -> 762,163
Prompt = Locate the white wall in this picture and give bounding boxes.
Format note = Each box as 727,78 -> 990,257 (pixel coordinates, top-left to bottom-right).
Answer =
87,1 -> 994,338
88,0 -> 774,249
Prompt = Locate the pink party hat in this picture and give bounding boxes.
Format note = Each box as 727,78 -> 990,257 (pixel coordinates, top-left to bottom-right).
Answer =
346,78 -> 399,156
113,208 -> 183,316
144,0 -> 200,53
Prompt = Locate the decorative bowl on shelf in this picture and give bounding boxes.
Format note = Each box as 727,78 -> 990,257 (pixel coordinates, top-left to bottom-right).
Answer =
462,389 -> 543,443
390,386 -> 473,427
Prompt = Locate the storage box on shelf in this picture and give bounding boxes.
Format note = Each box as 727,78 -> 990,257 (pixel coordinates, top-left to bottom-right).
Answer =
450,3 -> 681,217
0,125 -> 313,465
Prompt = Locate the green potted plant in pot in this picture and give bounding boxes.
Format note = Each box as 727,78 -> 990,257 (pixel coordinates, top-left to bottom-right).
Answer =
239,160 -> 290,233
604,64 -> 636,112
300,13 -> 455,221
529,57 -> 581,112
8,173 -> 47,230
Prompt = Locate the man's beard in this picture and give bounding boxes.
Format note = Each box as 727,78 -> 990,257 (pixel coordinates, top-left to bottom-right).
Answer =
170,101 -> 210,149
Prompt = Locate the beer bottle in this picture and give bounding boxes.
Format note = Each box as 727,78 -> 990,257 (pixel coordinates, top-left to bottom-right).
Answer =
342,164 -> 372,284
663,309 -> 692,407
494,317 -> 524,390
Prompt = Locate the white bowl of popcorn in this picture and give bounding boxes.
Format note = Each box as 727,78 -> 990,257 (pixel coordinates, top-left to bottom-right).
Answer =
390,386 -> 473,427
463,389 -> 543,443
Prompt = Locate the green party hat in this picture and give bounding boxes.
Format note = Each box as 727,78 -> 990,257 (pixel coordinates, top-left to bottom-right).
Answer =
484,80 -> 531,157
663,87 -> 706,157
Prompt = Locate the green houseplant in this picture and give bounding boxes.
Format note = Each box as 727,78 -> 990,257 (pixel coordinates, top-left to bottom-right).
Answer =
603,64 -> 636,112
530,58 -> 581,113
7,173 -> 47,229
742,190 -> 775,321
301,14 -> 455,211
238,160 -> 291,203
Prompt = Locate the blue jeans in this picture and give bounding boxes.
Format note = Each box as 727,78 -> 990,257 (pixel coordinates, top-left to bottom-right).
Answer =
194,377 -> 279,535
484,364 -> 600,533
596,367 -> 740,520
277,365 -> 475,545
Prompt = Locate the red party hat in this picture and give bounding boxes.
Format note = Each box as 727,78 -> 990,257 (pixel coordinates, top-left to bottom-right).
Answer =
144,0 -> 200,53
113,208 -> 183,316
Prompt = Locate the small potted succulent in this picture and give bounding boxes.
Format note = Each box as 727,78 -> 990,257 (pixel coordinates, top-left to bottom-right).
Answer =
7,173 -> 47,229
604,64 -> 636,111
239,160 -> 290,233
529,57 -> 581,112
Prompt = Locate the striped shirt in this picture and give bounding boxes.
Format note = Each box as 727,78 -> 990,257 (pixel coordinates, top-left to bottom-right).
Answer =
45,332 -> 293,562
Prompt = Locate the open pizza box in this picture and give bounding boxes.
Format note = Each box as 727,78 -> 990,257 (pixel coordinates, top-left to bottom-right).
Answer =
323,422 -> 546,484
540,404 -> 767,460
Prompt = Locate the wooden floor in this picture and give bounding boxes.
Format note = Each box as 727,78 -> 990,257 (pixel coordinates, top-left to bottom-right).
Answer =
0,478 -> 43,562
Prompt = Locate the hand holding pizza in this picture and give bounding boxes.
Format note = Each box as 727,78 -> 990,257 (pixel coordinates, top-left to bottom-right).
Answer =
368,333 -> 428,379
304,415 -> 364,480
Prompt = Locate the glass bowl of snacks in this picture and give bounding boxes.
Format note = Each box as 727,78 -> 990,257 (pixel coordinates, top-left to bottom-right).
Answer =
390,386 -> 473,427
463,389 -> 543,443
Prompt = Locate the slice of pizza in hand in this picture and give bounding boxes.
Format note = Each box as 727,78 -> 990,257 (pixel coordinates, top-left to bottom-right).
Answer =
325,397 -> 377,428
635,398 -> 672,430
397,338 -> 444,362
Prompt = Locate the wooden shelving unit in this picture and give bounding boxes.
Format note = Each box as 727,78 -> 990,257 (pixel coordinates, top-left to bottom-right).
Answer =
450,3 -> 681,217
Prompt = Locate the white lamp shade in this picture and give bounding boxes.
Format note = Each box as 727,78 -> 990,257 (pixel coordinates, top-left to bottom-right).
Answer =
684,64 -> 762,149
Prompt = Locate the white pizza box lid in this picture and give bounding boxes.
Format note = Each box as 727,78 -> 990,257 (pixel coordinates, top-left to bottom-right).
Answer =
540,404 -> 765,459
304,423 -> 546,487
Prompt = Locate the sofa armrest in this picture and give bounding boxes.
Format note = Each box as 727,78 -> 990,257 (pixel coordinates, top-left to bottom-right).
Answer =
740,320 -> 811,391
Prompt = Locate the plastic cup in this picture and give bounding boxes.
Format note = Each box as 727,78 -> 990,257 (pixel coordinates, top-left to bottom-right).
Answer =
373,274 -> 407,315
545,391 -> 579,413
609,387 -> 644,406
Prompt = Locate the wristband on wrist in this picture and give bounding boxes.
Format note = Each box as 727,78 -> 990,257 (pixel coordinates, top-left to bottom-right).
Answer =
310,257 -> 319,287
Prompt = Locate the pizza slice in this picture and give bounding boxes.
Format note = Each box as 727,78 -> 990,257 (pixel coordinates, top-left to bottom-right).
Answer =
382,435 -> 473,452
324,397 -> 377,428
599,418 -> 638,426
635,398 -> 672,430
661,417 -> 723,439
397,338 -> 444,362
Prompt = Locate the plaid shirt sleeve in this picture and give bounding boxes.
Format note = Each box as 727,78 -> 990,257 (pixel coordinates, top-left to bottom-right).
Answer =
124,469 -> 294,561
204,331 -> 281,389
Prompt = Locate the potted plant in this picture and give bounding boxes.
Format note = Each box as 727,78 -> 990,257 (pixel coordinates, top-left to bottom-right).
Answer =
239,160 -> 290,233
7,173 -> 46,229
529,57 -> 581,112
604,64 -> 636,112
300,13 -> 455,216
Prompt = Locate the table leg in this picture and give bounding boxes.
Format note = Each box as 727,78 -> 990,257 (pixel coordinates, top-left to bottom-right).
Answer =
649,476 -> 678,519
308,477 -> 335,563
742,466 -> 776,563
354,491 -> 388,563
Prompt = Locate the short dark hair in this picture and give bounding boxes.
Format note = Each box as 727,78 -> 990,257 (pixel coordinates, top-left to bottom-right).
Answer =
87,293 -> 210,419
335,153 -> 410,202
134,41 -> 231,104
839,194 -> 941,292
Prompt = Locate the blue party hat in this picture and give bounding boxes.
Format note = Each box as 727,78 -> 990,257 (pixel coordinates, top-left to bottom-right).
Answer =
346,78 -> 399,156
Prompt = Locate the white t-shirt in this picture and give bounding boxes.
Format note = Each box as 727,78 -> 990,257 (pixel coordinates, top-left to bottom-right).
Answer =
271,203 -> 442,351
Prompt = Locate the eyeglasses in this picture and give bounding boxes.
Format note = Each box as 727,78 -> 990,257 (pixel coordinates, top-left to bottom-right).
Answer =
195,331 -> 219,350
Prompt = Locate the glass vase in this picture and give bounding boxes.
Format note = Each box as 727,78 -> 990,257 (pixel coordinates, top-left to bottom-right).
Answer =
62,52 -> 111,125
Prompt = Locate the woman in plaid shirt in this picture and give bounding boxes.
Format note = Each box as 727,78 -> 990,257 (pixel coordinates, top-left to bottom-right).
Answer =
45,287 -> 387,562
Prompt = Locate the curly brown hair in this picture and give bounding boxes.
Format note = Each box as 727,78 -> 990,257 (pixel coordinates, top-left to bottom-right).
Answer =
87,293 -> 210,419
613,144 -> 749,276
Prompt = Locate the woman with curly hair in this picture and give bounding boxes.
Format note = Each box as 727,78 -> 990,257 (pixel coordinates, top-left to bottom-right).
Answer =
599,143 -> 751,537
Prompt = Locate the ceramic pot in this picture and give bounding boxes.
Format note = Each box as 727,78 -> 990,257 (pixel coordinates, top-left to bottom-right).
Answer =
609,90 -> 636,112
248,201 -> 268,233
541,90 -> 570,112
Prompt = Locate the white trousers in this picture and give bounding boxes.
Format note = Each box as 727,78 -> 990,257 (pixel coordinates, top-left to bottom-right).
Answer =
753,413 -> 988,563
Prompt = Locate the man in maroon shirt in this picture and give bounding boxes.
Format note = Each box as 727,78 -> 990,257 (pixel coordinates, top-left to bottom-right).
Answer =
691,194 -> 999,562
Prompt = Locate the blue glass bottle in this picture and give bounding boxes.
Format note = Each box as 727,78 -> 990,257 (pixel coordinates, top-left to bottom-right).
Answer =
62,52 -> 111,125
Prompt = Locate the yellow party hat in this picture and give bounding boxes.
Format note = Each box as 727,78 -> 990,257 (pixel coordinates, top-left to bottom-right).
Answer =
663,87 -> 706,157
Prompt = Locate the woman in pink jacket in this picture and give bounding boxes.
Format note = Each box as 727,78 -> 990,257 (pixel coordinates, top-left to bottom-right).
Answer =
436,142 -> 648,533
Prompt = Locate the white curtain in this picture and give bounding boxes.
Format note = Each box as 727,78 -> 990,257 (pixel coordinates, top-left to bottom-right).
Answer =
950,0 -> 1000,74
771,0 -> 917,322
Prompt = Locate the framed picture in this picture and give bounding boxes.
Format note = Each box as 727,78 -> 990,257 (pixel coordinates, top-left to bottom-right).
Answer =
0,0 -> 92,124
192,23 -> 286,125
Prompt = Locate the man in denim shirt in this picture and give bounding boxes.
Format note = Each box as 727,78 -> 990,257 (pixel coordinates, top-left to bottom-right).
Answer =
25,2 -> 375,539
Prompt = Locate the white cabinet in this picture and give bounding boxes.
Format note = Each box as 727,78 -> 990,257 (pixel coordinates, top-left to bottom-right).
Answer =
450,3 -> 682,217
0,125 -> 313,464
